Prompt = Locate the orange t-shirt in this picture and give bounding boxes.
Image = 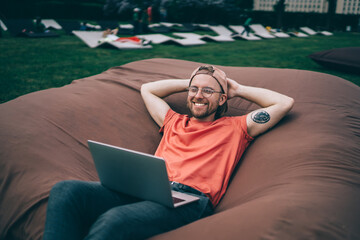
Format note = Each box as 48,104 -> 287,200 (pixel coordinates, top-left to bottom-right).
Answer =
155,109 -> 253,207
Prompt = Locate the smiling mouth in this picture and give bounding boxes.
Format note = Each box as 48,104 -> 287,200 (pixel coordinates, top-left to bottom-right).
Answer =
194,102 -> 207,106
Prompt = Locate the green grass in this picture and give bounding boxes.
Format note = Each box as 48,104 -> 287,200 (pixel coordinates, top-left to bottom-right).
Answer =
1,30 -> 359,103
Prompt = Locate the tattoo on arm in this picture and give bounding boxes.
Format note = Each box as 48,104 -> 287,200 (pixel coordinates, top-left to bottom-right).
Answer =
251,111 -> 270,124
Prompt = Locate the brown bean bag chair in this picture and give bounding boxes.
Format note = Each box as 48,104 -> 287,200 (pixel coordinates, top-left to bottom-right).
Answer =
1,58 -> 360,240
308,47 -> 360,74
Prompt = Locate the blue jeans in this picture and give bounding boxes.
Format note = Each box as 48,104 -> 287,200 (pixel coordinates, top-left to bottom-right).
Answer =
43,180 -> 213,240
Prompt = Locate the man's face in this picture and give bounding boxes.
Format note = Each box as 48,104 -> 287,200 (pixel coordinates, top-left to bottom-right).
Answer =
187,74 -> 226,122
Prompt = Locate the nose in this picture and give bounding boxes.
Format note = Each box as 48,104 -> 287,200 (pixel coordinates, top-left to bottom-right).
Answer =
194,88 -> 204,98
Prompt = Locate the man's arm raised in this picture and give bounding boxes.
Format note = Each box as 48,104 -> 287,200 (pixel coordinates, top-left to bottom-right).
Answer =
227,78 -> 294,138
141,79 -> 189,127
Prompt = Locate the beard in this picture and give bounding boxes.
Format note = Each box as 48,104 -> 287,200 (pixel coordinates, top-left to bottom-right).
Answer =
187,98 -> 220,120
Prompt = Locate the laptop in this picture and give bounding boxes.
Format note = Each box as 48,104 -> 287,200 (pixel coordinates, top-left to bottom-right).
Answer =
87,140 -> 200,208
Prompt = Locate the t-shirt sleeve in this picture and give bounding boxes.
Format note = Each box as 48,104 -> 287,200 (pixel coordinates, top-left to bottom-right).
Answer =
235,114 -> 254,142
159,109 -> 177,133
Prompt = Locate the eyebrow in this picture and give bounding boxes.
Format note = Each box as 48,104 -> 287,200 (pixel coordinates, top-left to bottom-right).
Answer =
190,86 -> 214,89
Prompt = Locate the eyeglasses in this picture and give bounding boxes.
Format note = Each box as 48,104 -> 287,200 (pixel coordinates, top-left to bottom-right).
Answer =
187,86 -> 223,98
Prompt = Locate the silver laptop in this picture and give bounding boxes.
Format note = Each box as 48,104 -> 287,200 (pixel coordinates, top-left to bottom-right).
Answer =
87,140 -> 200,208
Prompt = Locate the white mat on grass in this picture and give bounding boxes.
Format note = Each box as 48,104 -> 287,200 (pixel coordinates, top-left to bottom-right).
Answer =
72,31 -> 152,49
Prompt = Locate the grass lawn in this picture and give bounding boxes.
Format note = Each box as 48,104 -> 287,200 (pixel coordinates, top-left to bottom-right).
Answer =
1,29 -> 359,103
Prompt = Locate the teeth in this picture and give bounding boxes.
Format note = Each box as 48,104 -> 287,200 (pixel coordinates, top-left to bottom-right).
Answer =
194,103 -> 205,106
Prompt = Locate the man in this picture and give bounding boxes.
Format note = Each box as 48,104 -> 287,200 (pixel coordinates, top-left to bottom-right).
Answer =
132,8 -> 141,35
241,17 -> 252,36
43,65 -> 293,240
141,65 -> 294,207
34,16 -> 46,33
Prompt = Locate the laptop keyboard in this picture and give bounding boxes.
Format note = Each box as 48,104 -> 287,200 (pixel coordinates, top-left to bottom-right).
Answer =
172,196 -> 185,204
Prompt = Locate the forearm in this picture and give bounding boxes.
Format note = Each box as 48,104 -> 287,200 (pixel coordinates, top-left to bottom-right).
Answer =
141,79 -> 189,98
232,83 -> 293,109
140,79 -> 189,127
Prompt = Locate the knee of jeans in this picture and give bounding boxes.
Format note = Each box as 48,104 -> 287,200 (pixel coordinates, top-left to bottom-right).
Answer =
98,208 -> 128,227
49,180 -> 86,203
87,208 -> 132,239
50,180 -> 80,194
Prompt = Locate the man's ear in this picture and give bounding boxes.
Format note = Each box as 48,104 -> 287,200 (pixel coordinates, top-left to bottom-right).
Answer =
219,94 -> 227,106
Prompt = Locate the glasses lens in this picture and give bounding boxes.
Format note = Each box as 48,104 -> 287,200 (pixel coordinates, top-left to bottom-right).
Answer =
188,87 -> 198,96
188,87 -> 214,98
201,88 -> 213,98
